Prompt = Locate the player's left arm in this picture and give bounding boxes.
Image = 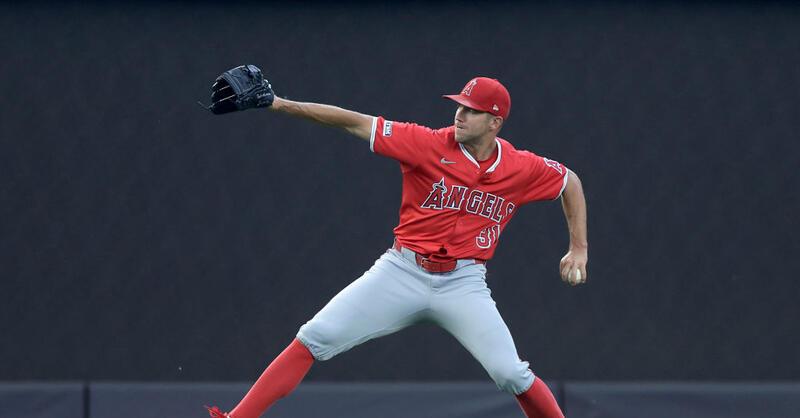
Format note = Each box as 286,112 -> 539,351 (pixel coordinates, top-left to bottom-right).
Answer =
559,169 -> 588,286
270,97 -> 375,141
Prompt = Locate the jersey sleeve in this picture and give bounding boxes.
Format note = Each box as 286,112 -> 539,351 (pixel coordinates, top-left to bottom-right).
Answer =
520,152 -> 570,203
369,116 -> 437,167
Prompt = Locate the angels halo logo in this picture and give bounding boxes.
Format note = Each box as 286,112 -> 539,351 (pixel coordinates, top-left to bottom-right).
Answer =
462,79 -> 478,96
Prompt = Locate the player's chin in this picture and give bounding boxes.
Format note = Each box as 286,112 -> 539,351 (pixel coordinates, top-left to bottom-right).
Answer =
454,130 -> 469,143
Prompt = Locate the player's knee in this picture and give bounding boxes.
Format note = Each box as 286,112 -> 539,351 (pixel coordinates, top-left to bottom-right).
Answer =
296,320 -> 349,361
486,361 -> 533,394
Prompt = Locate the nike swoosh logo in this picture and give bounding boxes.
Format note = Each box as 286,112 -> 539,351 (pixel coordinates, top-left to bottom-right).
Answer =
440,158 -> 456,165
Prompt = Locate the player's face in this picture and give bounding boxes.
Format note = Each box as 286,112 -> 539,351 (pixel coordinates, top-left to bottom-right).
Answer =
453,105 -> 495,143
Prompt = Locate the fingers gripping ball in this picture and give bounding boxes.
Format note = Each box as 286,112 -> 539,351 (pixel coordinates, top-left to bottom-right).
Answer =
208,65 -> 275,114
572,268 -> 582,285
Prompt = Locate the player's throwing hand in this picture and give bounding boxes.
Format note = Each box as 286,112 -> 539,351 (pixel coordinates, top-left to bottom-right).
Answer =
560,249 -> 588,286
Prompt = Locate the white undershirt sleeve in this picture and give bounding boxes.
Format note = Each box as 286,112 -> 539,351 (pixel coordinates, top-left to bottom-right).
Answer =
555,171 -> 569,200
369,116 -> 378,153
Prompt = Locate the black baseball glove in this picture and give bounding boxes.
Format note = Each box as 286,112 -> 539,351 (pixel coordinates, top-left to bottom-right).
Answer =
205,65 -> 275,114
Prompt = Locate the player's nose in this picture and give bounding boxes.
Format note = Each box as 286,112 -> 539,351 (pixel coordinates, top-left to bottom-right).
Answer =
455,105 -> 466,122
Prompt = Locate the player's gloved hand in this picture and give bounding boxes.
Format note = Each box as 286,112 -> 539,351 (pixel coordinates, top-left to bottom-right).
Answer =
205,65 -> 275,115
560,248 -> 588,286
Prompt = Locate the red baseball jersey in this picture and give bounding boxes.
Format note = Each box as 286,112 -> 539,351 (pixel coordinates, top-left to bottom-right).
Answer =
370,116 -> 569,262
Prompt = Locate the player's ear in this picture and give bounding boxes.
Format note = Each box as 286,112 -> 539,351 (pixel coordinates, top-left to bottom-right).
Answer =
490,115 -> 504,132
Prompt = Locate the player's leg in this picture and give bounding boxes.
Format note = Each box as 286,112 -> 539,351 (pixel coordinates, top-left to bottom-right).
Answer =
296,248 -> 430,360
514,378 -> 565,418
431,264 -> 564,418
209,338 -> 314,418
211,249 -> 429,418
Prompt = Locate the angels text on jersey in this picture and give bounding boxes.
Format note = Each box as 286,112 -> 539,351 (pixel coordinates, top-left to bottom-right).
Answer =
420,177 -> 515,248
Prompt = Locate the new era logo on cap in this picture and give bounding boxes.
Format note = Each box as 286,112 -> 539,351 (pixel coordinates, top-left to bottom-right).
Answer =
443,77 -> 511,119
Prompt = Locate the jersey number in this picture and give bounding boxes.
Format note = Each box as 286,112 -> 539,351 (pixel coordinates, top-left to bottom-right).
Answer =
476,224 -> 501,249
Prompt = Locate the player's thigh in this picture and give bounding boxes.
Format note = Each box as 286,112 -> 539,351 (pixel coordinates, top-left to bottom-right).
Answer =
432,268 -> 534,394
297,250 -> 428,360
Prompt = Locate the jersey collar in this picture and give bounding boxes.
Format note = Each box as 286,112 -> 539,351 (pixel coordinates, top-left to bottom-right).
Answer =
459,138 -> 502,173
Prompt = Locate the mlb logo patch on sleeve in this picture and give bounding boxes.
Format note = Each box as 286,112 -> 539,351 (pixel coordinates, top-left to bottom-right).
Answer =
383,121 -> 393,137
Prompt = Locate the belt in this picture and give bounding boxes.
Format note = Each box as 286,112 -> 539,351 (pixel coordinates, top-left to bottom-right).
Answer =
392,240 -> 485,273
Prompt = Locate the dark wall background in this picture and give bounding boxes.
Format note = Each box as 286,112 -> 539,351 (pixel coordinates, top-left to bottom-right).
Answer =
1,2 -> 798,382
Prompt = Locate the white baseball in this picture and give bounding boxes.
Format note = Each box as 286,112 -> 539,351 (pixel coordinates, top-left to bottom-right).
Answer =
573,269 -> 582,284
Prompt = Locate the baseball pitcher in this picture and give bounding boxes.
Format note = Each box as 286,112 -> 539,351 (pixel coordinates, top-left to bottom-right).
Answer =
203,65 -> 588,418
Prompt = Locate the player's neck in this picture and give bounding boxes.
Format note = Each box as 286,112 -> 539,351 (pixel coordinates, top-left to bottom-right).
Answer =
462,135 -> 497,162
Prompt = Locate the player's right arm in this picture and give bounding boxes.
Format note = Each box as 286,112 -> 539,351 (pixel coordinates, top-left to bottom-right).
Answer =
270,97 -> 374,142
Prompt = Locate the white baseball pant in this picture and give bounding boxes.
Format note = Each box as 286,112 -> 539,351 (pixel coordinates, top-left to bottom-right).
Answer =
296,246 -> 535,395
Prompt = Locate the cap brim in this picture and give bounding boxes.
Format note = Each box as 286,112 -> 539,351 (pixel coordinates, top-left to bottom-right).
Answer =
442,94 -> 491,113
